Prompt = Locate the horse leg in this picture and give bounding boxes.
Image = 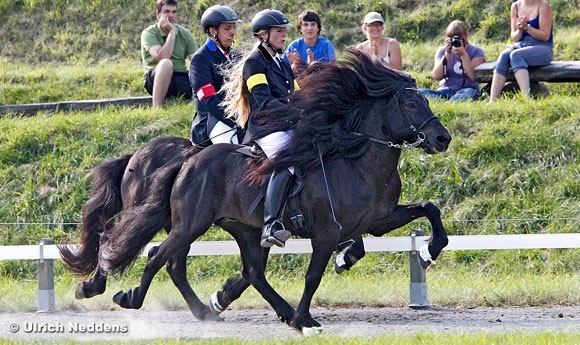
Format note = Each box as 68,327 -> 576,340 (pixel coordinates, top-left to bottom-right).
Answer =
232,228 -> 296,325
369,201 -> 448,269
291,239 -> 335,333
209,275 -> 251,316
165,247 -> 219,321
112,229 -> 197,310
74,231 -> 117,299
420,202 -> 448,262
74,266 -> 108,299
207,238 -> 271,315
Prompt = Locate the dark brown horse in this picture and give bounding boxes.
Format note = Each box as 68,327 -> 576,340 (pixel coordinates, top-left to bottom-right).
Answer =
57,137 -> 225,320
98,50 -> 452,334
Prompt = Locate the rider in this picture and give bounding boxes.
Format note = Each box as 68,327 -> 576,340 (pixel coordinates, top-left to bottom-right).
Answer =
189,5 -> 243,147
222,9 -> 300,248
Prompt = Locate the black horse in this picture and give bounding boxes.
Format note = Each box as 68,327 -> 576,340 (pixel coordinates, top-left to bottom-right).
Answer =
96,49 -> 452,333
58,137 -> 226,320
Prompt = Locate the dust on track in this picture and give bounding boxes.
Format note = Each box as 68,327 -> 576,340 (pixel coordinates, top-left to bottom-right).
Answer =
1,305 -> 579,341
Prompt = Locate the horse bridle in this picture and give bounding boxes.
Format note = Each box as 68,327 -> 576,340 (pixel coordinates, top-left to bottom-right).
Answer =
355,86 -> 437,149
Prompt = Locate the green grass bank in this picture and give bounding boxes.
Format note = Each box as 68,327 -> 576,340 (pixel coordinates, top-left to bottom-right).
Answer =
2,0 -> 580,105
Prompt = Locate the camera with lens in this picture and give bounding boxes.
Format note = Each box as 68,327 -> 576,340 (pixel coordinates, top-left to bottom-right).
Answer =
450,35 -> 464,48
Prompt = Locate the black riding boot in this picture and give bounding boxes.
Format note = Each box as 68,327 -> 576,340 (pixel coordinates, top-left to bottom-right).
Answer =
261,169 -> 293,248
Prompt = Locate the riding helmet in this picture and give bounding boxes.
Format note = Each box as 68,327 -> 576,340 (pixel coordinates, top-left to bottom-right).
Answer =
201,5 -> 242,34
251,9 -> 293,37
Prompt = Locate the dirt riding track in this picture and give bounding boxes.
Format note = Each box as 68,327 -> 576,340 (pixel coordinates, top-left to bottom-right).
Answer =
1,305 -> 579,341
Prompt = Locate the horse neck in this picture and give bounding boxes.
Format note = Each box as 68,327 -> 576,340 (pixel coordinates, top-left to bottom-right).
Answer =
356,143 -> 402,185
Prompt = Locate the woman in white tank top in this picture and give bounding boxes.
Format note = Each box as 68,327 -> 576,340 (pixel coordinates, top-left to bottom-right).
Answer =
355,12 -> 402,70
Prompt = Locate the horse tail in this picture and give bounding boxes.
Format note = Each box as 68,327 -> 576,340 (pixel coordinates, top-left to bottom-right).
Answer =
100,160 -> 182,275
59,154 -> 132,275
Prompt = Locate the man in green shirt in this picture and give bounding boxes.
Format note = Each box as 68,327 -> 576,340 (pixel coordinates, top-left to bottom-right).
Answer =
141,0 -> 198,108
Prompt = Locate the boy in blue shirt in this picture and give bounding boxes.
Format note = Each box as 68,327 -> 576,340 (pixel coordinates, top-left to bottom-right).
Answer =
283,10 -> 336,76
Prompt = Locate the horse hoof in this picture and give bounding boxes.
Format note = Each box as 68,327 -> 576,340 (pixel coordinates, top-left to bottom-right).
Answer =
74,284 -> 86,300
112,291 -> 125,306
302,326 -> 324,337
418,244 -> 436,270
112,290 -> 137,309
147,245 -> 159,259
200,310 -> 223,322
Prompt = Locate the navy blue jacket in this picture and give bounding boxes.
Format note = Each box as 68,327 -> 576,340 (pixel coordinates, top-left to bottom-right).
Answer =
242,44 -> 301,144
189,38 -> 241,146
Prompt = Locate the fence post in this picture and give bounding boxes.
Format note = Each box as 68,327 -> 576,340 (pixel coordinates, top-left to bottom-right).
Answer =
37,238 -> 55,313
409,229 -> 429,309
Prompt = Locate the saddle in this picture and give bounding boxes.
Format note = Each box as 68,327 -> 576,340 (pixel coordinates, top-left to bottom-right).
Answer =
236,145 -> 313,238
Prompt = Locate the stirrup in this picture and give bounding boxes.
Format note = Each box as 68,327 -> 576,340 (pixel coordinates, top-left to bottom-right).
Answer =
260,229 -> 292,248
261,221 -> 291,248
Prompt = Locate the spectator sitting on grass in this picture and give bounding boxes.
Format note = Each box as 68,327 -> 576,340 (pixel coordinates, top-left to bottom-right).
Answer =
141,0 -> 198,108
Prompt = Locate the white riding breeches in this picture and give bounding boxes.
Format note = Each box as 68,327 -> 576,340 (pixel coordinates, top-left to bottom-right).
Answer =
255,130 -> 295,174
210,120 -> 239,145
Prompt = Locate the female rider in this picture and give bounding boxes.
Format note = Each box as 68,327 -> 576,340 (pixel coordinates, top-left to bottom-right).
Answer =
222,9 -> 300,248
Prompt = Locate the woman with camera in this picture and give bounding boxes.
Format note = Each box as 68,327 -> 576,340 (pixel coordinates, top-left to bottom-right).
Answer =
419,20 -> 485,101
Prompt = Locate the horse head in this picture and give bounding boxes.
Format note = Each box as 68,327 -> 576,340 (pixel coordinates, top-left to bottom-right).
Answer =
380,84 -> 452,154
332,49 -> 451,155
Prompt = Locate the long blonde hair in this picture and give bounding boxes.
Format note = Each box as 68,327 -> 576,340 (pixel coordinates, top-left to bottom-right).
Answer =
220,59 -> 249,127
221,39 -> 265,128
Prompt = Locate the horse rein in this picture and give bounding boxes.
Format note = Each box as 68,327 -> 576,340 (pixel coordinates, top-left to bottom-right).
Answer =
355,86 -> 436,150
362,132 -> 425,149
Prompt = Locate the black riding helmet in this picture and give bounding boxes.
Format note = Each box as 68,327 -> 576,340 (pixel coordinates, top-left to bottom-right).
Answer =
250,9 -> 293,37
201,5 -> 242,34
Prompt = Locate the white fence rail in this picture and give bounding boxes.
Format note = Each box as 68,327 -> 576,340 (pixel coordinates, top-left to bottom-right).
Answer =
1,233 -> 580,313
4,233 -> 580,260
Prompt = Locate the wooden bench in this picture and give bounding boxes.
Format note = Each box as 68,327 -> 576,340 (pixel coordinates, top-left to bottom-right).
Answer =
4,61 -> 579,116
0,96 -> 152,117
474,61 -> 580,83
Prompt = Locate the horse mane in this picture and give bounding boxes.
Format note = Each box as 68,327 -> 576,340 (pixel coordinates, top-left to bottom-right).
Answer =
249,48 -> 415,180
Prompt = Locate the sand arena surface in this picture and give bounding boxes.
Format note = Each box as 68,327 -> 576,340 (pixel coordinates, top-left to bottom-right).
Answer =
1,305 -> 579,341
